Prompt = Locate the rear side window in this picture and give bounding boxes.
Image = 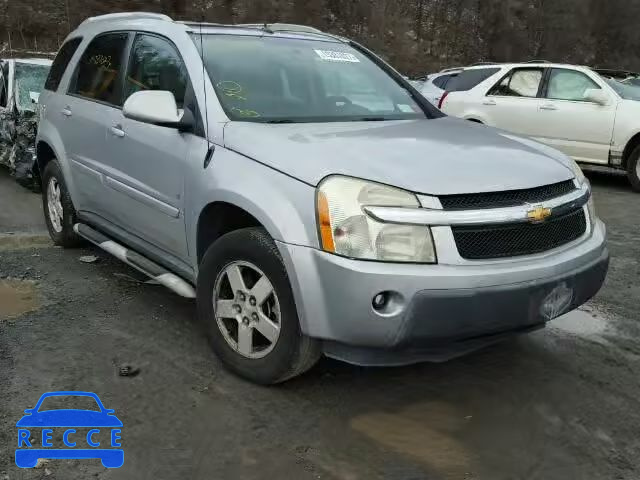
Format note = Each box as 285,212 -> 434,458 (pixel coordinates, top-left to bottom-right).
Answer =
447,68 -> 500,92
489,68 -> 544,98
69,32 -> 129,106
45,37 -> 82,91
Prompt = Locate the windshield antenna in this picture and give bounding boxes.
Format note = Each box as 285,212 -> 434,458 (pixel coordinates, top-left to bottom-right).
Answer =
199,10 -> 212,164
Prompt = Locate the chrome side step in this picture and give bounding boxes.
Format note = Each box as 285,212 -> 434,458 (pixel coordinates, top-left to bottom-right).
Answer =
73,223 -> 196,298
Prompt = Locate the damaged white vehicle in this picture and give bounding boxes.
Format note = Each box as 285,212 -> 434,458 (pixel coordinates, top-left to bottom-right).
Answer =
0,58 -> 52,187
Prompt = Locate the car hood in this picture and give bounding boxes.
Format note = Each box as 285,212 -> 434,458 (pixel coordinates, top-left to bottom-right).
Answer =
16,410 -> 123,427
223,117 -> 575,195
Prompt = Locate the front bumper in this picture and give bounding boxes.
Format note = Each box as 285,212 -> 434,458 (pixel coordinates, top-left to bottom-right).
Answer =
277,219 -> 608,366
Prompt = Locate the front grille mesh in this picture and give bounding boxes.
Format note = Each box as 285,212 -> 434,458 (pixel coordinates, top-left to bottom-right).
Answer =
452,209 -> 587,259
440,180 -> 576,210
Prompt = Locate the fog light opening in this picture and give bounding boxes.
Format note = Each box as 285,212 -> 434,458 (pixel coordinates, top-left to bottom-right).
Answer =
371,291 -> 405,316
372,293 -> 388,310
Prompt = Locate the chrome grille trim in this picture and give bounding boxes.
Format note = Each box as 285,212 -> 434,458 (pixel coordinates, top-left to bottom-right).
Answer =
363,183 -> 589,227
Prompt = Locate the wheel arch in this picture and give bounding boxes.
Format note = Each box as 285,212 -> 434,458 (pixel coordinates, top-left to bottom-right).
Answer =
196,201 -> 265,265
35,129 -> 78,201
622,131 -> 640,169
35,140 -> 56,179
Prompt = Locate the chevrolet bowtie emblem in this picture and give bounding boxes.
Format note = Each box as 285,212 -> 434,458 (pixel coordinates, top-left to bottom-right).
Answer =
527,206 -> 552,223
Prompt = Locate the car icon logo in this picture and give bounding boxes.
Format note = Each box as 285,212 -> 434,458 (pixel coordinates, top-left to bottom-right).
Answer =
15,391 -> 123,468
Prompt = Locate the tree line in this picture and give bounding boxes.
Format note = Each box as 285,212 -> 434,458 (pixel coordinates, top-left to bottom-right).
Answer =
2,0 -> 640,76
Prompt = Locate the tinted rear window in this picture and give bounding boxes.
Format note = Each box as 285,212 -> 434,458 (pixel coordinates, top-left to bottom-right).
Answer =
45,37 -> 82,91
447,68 -> 500,92
433,74 -> 452,89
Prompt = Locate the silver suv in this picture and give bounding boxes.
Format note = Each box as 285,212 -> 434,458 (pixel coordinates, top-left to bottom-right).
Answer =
36,13 -> 609,383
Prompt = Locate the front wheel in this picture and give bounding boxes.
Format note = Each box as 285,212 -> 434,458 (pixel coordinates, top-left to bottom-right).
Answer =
41,159 -> 82,247
197,227 -> 320,384
627,145 -> 640,192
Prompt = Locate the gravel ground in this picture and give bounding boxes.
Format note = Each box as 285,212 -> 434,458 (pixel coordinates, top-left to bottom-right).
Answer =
1,170 -> 639,480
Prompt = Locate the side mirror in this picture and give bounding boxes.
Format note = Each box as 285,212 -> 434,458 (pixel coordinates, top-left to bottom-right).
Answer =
123,90 -> 194,132
583,88 -> 609,105
23,409 -> 34,414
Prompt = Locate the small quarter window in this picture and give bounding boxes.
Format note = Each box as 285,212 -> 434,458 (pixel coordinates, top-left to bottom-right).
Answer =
45,37 -> 82,92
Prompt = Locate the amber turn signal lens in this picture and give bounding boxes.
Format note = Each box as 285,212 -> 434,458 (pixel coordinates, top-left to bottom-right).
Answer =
317,191 -> 335,252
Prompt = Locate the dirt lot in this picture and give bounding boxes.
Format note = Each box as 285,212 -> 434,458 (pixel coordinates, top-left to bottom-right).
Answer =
1,169 -> 639,480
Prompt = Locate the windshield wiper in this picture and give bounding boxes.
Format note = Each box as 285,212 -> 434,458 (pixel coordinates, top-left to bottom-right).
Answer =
353,117 -> 389,121
264,119 -> 296,124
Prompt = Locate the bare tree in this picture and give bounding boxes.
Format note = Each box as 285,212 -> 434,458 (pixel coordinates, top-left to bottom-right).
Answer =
4,0 -> 640,75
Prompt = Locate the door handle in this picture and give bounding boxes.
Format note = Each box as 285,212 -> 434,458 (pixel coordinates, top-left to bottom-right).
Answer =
540,104 -> 558,111
61,107 -> 72,117
482,99 -> 496,106
110,125 -> 125,138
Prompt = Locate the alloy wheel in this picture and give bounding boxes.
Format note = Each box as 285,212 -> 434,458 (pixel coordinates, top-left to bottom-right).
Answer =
47,177 -> 63,233
213,260 -> 281,359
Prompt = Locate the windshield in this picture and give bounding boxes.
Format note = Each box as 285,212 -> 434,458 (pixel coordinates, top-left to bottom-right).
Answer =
603,77 -> 640,101
14,62 -> 50,112
193,35 -> 425,123
622,77 -> 640,87
38,395 -> 101,412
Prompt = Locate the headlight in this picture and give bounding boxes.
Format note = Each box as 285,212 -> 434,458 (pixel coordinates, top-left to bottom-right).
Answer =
316,176 -> 436,263
568,159 -> 586,186
567,159 -> 596,226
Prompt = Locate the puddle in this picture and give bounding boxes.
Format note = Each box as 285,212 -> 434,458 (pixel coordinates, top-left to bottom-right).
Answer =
351,402 -> 472,478
551,307 -> 609,337
0,233 -> 52,251
0,279 -> 40,319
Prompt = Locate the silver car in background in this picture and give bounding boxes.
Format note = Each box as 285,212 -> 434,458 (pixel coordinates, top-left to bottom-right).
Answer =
36,13 -> 608,384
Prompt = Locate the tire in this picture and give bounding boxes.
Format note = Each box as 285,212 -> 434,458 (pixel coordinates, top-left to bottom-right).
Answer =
41,159 -> 82,247
627,145 -> 640,192
197,227 -> 320,384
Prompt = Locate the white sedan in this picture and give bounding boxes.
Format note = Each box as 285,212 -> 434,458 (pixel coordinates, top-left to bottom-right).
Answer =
440,62 -> 640,191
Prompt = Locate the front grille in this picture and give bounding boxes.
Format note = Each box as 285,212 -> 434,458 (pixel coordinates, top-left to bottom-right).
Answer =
440,180 -> 575,210
453,209 -> 587,259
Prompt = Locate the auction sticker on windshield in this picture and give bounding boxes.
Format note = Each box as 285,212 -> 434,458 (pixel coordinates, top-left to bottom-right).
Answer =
314,50 -> 360,63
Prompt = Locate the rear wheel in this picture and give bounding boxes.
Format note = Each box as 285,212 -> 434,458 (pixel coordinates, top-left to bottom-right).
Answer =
197,227 -> 320,384
41,159 -> 82,247
627,145 -> 640,192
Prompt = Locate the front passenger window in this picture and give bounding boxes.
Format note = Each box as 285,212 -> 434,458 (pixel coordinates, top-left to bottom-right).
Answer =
546,69 -> 601,102
124,34 -> 188,108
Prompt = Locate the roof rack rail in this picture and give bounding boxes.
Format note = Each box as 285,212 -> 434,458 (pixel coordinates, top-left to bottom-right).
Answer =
524,59 -> 551,63
179,21 -> 346,42
469,61 -> 500,66
177,21 -> 228,28
79,12 -> 172,27
440,66 -> 464,73
236,23 -> 324,34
